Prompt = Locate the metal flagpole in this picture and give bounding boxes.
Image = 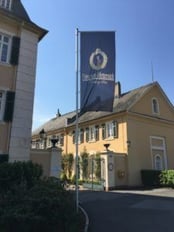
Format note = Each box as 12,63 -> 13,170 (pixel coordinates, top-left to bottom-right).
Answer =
75,28 -> 79,213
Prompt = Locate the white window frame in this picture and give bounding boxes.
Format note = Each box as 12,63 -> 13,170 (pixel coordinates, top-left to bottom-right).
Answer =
89,126 -> 95,142
152,97 -> 160,115
0,0 -> 12,10
0,90 -> 6,121
150,136 -> 167,170
105,121 -> 117,139
0,32 -> 12,64
154,154 -> 163,170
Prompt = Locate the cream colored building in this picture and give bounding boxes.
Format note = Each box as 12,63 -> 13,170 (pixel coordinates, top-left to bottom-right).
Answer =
32,81 -> 174,186
0,0 -> 47,162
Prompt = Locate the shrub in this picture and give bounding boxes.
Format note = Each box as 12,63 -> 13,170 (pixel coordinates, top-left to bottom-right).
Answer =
141,169 -> 161,187
0,178 -> 78,232
80,149 -> 89,180
0,154 -> 8,164
0,161 -> 79,232
0,161 -> 43,196
160,170 -> 174,187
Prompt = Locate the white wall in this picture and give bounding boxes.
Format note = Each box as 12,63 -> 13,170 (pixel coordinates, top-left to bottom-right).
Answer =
9,29 -> 38,161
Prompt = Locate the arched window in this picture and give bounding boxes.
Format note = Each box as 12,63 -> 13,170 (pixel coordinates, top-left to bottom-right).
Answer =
152,98 -> 160,114
154,154 -> 162,170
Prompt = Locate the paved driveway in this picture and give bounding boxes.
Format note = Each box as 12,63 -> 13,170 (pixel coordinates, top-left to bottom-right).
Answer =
79,188 -> 174,232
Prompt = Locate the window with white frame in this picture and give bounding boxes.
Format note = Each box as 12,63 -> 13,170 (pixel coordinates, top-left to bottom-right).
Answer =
0,91 -> 6,120
150,136 -> 167,170
72,129 -> 84,144
152,98 -> 160,115
154,154 -> 163,170
89,126 -> 95,141
0,0 -> 12,10
0,33 -> 11,63
85,125 -> 99,142
102,121 -> 118,139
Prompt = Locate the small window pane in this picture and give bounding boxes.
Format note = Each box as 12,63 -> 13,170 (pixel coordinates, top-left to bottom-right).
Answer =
0,33 -> 10,63
1,44 -> 8,62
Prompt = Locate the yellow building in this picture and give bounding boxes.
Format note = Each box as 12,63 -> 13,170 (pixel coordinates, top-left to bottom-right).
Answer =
0,0 -> 47,161
32,82 -> 174,186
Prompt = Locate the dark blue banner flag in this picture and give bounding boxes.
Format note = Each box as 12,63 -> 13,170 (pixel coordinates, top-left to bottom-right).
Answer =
80,31 -> 115,113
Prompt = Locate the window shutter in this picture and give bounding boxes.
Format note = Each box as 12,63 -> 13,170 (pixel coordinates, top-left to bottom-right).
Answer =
86,128 -> 89,142
10,36 -> 20,65
72,131 -> 75,144
95,125 -> 99,141
113,121 -> 118,138
102,124 -> 106,140
3,91 -> 15,122
80,129 -> 84,143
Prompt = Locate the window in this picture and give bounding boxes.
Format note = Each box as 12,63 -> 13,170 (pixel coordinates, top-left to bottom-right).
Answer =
152,98 -> 160,115
0,33 -> 20,65
0,0 -> 12,10
89,126 -> 95,141
150,136 -> 167,170
0,33 -> 11,63
102,121 -> 118,139
86,125 -> 99,142
154,154 -> 163,170
72,129 -> 84,144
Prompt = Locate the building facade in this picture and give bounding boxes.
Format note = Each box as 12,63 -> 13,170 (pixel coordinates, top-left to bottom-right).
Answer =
32,82 -> 174,186
0,0 -> 47,161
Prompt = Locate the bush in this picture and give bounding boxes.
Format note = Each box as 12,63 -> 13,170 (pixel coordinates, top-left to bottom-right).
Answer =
0,178 -> 78,232
0,154 -> 8,164
141,169 -> 161,187
0,161 -> 43,196
0,161 -> 79,232
160,170 -> 174,187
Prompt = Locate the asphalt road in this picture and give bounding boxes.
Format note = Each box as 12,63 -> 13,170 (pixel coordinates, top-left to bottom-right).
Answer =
79,188 -> 174,232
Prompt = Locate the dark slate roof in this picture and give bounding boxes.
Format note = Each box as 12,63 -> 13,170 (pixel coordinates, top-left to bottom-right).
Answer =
32,82 -> 156,136
11,0 -> 31,22
32,111 -> 76,136
0,0 -> 48,40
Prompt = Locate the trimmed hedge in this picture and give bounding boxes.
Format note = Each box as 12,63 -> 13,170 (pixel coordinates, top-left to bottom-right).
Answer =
141,170 -> 161,187
141,169 -> 174,188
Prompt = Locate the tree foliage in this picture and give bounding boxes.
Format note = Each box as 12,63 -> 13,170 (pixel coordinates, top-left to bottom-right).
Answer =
0,161 -> 78,232
80,148 -> 89,180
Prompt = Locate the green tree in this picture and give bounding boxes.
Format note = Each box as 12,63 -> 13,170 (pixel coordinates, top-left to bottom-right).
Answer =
62,153 -> 74,179
95,153 -> 101,180
80,148 -> 89,180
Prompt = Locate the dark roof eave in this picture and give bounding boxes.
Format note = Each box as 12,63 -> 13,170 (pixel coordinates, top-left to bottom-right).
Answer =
0,9 -> 48,40
67,110 -> 127,128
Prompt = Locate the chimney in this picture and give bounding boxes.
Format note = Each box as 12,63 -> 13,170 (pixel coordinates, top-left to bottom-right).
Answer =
114,81 -> 121,98
56,109 -> 61,117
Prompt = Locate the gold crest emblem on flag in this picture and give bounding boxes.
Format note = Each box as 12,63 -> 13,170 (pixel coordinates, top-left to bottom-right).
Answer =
89,48 -> 108,71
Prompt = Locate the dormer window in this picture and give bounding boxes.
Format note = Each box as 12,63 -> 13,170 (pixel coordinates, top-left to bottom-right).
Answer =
0,0 -> 12,10
152,98 -> 160,115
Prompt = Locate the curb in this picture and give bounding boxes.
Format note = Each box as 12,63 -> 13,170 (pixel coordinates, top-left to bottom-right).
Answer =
79,204 -> 89,232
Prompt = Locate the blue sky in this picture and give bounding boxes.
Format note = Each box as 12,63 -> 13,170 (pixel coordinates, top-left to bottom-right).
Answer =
22,0 -> 174,130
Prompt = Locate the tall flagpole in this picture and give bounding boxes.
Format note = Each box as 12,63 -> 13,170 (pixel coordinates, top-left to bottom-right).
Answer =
75,28 -> 79,213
